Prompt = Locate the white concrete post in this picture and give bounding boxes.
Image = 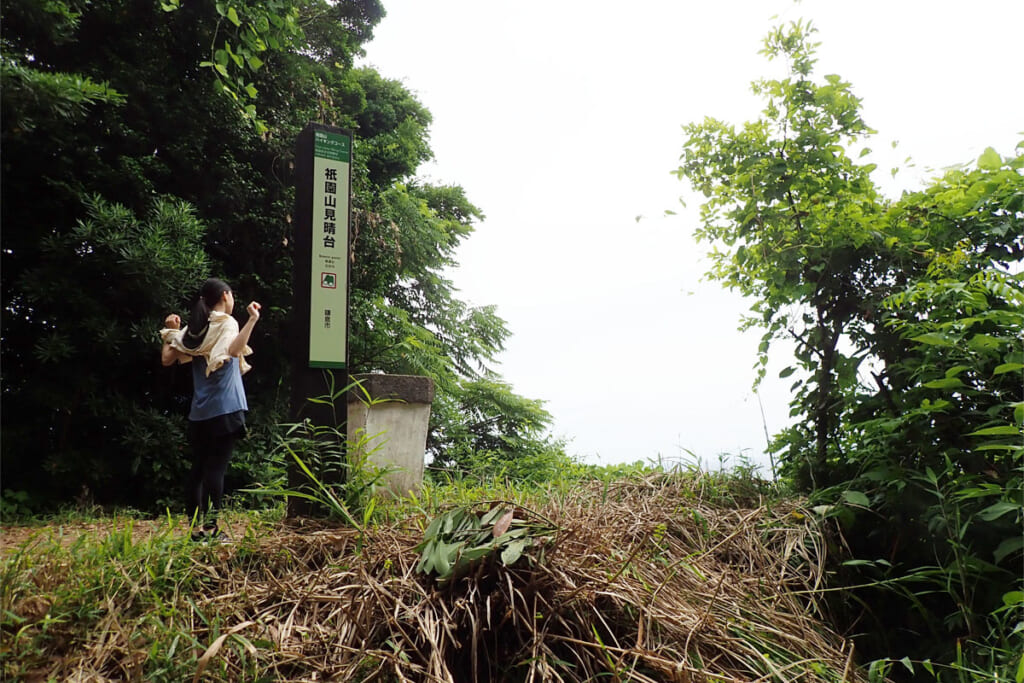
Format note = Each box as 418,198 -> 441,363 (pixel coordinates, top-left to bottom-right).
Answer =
347,374 -> 435,496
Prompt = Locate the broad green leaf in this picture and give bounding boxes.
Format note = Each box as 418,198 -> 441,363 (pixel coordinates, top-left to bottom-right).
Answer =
993,362 -> 1024,375
421,515 -> 443,541
968,425 -> 1021,436
415,546 -> 431,573
214,49 -> 229,66
994,537 -> 1024,564
868,659 -> 890,683
968,334 -> 1002,353
899,657 -> 914,674
978,501 -> 1020,522
978,147 -> 1002,171
923,378 -> 963,390
955,484 -> 1002,500
227,7 -> 241,27
494,527 -> 530,542
1004,591 -> 1024,607
432,541 -> 455,577
944,365 -> 970,378
911,332 -> 954,347
842,490 -> 870,507
458,545 -> 495,563
500,538 -> 529,566
862,467 -> 896,482
246,55 -> 264,70
779,366 -> 796,378
919,398 -> 952,413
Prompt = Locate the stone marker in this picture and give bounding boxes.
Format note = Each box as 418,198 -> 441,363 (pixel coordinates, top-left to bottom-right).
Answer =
347,374 -> 435,496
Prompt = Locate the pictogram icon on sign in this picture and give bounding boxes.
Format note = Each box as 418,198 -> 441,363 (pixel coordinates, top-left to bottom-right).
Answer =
321,272 -> 337,289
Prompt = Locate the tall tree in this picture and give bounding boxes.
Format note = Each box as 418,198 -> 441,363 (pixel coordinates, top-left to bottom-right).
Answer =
676,21 -> 1023,677
1,0 -> 556,506
677,21 -> 886,488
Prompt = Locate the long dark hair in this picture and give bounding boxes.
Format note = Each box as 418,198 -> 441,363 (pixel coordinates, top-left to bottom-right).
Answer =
183,278 -> 230,349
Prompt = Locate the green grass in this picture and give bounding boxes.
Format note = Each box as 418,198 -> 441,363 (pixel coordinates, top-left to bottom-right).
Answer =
1,505 -> 284,682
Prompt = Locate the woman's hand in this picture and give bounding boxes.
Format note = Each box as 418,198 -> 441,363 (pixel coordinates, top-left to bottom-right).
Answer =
229,301 -> 262,358
164,314 -> 181,330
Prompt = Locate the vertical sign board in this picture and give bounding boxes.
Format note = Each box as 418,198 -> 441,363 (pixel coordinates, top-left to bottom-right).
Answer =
289,123 -> 352,517
308,128 -> 351,368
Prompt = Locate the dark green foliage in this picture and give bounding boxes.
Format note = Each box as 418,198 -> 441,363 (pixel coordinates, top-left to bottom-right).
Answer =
677,21 -> 1023,680
4,197 -> 209,506
1,0 -> 556,510
428,377 -> 566,479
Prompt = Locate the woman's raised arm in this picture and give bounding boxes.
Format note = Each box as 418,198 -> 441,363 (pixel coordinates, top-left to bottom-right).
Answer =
228,301 -> 261,358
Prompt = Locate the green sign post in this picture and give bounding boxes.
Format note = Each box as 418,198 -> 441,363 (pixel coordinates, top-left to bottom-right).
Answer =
308,128 -> 351,368
289,123 -> 352,516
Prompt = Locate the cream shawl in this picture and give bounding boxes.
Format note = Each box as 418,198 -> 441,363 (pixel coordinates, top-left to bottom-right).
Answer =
160,311 -> 252,377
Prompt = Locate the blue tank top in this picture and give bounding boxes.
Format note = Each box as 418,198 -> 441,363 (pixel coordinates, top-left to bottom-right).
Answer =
189,356 -> 248,421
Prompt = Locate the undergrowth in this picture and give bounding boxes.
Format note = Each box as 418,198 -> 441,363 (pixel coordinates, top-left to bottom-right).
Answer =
1,462 -> 799,682
3,459 -> 1014,682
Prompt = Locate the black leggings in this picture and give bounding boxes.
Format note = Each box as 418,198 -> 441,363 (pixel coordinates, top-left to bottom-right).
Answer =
186,421 -> 238,528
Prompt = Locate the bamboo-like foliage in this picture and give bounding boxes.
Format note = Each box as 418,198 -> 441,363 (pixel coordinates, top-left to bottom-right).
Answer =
3,473 -> 867,682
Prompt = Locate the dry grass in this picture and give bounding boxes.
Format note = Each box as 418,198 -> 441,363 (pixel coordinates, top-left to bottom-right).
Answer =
2,472 -> 864,682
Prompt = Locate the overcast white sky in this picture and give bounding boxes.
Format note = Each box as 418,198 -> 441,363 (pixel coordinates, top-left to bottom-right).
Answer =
358,0 -> 1024,473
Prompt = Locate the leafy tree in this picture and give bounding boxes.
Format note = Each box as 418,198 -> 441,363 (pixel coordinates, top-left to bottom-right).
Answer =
4,196 -> 210,506
428,377 -> 565,477
1,0 -> 557,506
839,160 -> 1024,674
676,21 -> 1023,679
678,21 -> 886,489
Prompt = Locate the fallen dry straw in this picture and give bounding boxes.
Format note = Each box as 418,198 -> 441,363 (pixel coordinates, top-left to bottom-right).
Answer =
6,472 -> 864,682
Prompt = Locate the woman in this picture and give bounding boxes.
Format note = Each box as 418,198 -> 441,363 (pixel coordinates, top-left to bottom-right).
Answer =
161,278 -> 261,541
